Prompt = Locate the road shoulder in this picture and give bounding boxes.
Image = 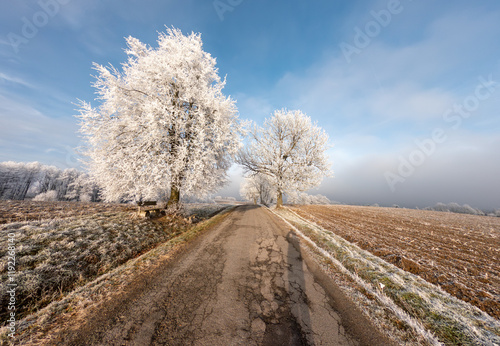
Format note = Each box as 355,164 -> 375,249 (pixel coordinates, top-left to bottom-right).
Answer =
264,207 -> 396,346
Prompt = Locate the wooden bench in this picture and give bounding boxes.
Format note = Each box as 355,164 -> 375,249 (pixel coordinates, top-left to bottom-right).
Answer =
137,201 -> 161,218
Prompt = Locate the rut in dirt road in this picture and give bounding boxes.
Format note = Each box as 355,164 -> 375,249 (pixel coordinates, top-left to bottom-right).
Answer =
62,205 -> 390,345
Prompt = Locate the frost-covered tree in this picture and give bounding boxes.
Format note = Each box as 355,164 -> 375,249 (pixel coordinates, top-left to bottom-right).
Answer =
240,178 -> 259,204
0,161 -> 99,201
77,28 -> 242,205
65,173 -> 99,202
240,174 -> 273,205
425,202 -> 485,216
33,190 -> 58,202
56,168 -> 80,200
0,161 -> 36,200
287,192 -> 330,205
237,109 -> 331,208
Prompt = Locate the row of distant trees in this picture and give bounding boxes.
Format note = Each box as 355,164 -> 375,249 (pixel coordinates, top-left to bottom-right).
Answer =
239,174 -> 330,206
424,202 -> 500,217
0,161 -> 99,202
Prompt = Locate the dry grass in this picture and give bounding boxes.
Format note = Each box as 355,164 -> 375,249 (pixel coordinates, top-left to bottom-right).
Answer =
0,201 -> 230,324
184,203 -> 234,220
272,207 -> 500,346
0,205 -> 235,345
0,200 -> 134,224
0,200 -> 232,225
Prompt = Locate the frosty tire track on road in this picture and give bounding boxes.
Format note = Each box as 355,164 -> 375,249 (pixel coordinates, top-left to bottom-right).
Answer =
59,205 -> 390,345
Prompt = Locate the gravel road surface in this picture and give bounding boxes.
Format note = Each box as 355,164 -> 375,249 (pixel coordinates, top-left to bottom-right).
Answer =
58,205 -> 391,345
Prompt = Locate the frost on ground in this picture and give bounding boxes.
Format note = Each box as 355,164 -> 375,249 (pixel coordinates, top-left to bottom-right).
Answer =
0,201 -> 232,225
290,205 -> 500,320
0,200 -> 134,224
272,207 -> 500,346
0,202 -> 231,325
184,203 -> 234,220
0,205 -> 235,344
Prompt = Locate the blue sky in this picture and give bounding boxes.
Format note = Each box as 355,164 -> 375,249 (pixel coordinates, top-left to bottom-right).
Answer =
1,0 -> 499,209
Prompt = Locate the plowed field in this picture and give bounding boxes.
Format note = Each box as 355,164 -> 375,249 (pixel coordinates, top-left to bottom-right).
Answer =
289,205 -> 500,320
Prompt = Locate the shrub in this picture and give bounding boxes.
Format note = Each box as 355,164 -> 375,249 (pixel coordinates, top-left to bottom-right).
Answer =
33,190 -> 58,202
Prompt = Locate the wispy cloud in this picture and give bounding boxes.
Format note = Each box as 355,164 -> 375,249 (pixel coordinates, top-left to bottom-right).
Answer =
234,93 -> 274,121
0,95 -> 79,168
0,38 -> 11,46
0,72 -> 33,88
323,132 -> 500,209
233,6 -> 500,208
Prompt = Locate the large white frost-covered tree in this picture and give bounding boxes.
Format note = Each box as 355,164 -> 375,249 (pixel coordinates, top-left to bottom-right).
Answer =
237,109 -> 331,208
77,28 -> 242,204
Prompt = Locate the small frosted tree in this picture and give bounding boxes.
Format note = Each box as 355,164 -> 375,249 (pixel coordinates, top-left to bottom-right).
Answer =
240,174 -> 273,205
77,28 -> 242,205
33,190 -> 58,202
240,178 -> 259,204
237,109 -> 331,208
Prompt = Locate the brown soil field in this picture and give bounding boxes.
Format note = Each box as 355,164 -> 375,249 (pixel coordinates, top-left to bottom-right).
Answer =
0,200 -> 135,224
289,205 -> 500,320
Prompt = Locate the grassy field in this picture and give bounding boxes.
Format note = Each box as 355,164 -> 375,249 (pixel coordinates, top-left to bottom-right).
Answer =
0,200 -> 134,224
0,201 -> 231,325
273,206 -> 500,345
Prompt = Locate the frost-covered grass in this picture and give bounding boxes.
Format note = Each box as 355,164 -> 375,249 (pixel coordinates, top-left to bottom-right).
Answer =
0,200 -> 134,224
184,203 -> 234,219
0,203 -> 230,323
272,207 -> 500,346
0,205 -> 236,344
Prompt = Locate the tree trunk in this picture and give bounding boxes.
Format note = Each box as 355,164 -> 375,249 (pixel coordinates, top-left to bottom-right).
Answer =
167,185 -> 180,207
276,190 -> 283,208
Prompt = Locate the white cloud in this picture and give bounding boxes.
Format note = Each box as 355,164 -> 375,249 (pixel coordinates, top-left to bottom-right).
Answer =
239,7 -> 500,209
0,95 -> 80,168
234,93 -> 274,121
318,131 -> 500,209
269,7 -> 500,126
0,37 -> 11,46
366,84 -> 456,121
0,72 -> 33,88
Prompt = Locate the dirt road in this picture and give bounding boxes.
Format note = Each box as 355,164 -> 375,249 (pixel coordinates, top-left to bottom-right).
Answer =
58,205 -> 391,345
